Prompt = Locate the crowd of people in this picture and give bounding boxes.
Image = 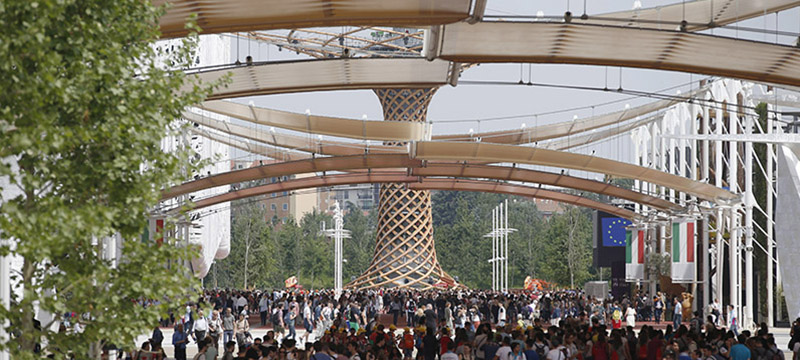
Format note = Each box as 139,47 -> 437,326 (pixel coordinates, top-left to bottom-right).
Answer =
119,288 -> 799,360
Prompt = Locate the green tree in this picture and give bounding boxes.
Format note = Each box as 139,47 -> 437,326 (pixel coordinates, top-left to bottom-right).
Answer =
539,207 -> 594,286
343,205 -> 377,282
298,210 -> 333,289
0,1 -> 219,357
211,200 -> 274,289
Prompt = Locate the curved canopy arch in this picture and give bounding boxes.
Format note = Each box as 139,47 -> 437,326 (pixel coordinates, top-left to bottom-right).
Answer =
156,0 -> 472,38
198,86 -> 702,145
197,100 -> 430,142
413,141 -> 738,203
435,22 -> 800,88
574,0 -> 800,32
184,111 -> 402,155
162,154 -> 678,211
173,172 -> 638,219
185,58 -> 453,100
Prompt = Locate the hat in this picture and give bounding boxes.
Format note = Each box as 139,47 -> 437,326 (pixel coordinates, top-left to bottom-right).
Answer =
404,327 -> 411,333
389,324 -> 397,331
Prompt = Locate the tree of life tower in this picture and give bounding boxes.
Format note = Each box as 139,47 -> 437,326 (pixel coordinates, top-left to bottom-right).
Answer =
346,88 -> 457,289
245,27 -> 458,289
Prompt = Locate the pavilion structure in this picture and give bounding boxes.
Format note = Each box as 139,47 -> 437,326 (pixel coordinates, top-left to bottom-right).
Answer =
147,0 -> 800,325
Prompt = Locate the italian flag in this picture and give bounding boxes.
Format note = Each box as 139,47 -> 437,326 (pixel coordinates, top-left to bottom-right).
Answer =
671,220 -> 696,282
625,229 -> 645,281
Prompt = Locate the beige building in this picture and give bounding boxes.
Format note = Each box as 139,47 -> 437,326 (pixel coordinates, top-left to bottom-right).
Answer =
230,160 -> 319,227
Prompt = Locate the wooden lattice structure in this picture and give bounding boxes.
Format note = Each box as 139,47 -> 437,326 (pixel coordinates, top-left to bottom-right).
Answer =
345,88 -> 458,290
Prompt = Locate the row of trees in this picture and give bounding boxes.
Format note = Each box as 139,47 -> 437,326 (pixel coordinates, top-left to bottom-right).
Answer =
208,191 -> 603,290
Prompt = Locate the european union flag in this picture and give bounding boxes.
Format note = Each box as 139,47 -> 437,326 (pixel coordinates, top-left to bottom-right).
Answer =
601,217 -> 631,247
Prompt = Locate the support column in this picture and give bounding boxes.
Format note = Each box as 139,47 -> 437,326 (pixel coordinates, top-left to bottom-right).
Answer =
766,109 -> 775,327
715,104 -> 725,308
346,88 -> 456,289
729,103 -> 742,325
504,199 -> 509,291
492,208 -> 497,291
744,111 -> 755,327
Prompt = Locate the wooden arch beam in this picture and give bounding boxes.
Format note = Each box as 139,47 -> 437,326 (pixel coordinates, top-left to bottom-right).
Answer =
162,154 -> 679,212
172,172 -> 638,220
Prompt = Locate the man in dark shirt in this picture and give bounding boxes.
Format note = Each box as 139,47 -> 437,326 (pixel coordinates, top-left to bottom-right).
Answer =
424,304 -> 438,330
172,323 -> 189,360
423,328 -> 439,360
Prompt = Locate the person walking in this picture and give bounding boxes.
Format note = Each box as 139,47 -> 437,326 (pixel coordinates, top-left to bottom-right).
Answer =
221,308 -> 235,345
727,305 -> 739,337
625,306 -> 637,328
234,313 -> 249,347
259,294 -> 269,327
193,310 -> 209,344
673,298 -> 682,329
653,296 -> 664,325
208,310 -> 223,349
173,323 -> 189,360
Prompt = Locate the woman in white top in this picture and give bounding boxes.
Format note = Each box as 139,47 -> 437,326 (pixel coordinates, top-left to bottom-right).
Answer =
497,302 -> 507,327
625,306 -> 637,328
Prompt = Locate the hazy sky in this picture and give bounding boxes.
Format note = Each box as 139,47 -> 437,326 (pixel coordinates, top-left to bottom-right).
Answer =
211,0 -> 800,176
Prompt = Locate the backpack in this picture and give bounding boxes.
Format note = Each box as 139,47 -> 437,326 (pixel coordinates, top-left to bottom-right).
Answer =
766,348 -> 782,360
403,334 -> 414,349
271,309 -> 281,324
535,343 -> 547,358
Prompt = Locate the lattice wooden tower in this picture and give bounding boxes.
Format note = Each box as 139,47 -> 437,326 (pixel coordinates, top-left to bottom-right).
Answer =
345,88 -> 457,290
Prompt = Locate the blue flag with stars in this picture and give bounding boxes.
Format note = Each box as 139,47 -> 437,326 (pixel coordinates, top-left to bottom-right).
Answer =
601,217 -> 631,247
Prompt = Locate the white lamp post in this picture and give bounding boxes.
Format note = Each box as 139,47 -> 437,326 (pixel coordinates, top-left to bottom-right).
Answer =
321,202 -> 351,294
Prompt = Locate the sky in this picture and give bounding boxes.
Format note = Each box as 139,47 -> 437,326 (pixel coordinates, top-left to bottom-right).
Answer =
204,0 -> 800,179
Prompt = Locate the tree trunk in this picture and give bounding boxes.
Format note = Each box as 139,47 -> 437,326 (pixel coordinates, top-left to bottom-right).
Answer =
243,218 -> 252,289
19,258 -> 35,353
567,210 -> 577,289
19,184 -> 36,353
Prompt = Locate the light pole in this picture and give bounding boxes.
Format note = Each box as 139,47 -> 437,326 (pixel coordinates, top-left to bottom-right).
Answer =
321,202 -> 351,294
484,199 -> 516,291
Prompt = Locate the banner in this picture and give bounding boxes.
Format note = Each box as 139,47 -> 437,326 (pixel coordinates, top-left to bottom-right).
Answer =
671,220 -> 696,283
625,229 -> 645,281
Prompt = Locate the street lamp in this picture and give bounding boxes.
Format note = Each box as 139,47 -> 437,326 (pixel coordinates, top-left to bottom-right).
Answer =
320,202 -> 351,294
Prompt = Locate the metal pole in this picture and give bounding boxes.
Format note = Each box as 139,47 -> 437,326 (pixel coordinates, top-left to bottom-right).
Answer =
701,105 -> 711,310
492,208 -> 497,291
766,109 -> 775,327
497,202 -> 505,291
728,100 -> 741,325
504,199 -> 509,292
715,101 -> 725,309
744,112 -> 754,326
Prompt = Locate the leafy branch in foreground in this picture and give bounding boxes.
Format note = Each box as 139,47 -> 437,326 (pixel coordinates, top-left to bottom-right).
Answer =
0,0 -> 223,358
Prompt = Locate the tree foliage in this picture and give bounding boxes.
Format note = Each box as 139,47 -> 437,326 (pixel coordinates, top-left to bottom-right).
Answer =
0,0 -> 218,357
432,191 -> 598,288
212,192 -> 601,291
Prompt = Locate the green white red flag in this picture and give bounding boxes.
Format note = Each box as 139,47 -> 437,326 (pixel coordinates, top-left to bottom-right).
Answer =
625,229 -> 645,281
671,219 -> 696,283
